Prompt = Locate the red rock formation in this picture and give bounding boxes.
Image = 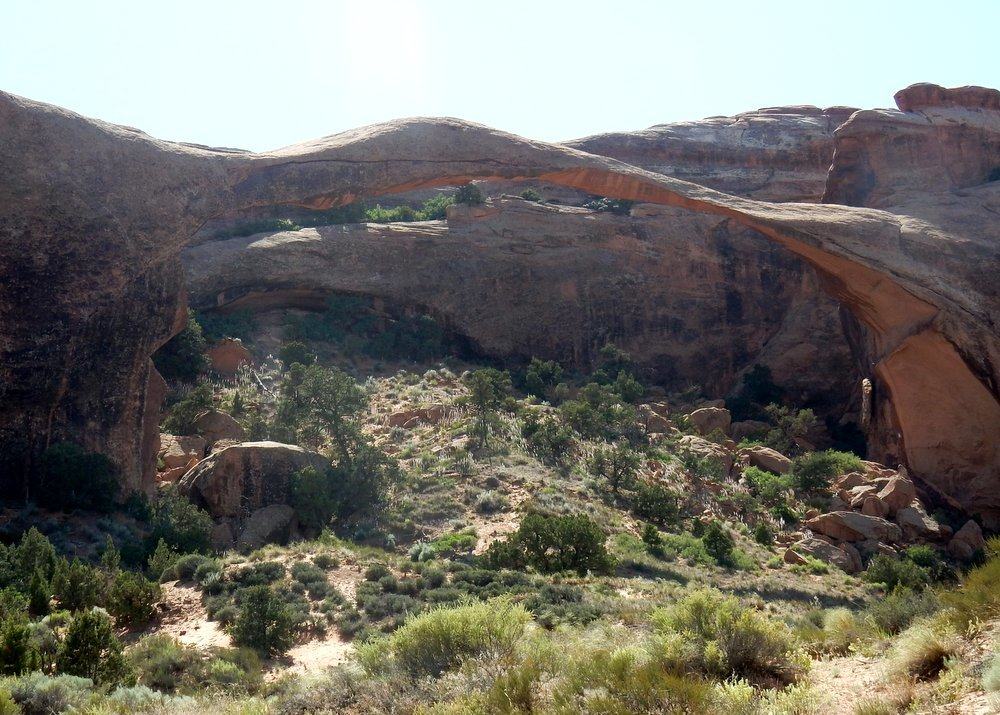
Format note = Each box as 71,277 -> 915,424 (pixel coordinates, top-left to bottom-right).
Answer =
0,85 -> 996,523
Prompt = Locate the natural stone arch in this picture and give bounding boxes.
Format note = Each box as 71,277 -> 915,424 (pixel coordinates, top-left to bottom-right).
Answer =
1,96 -> 997,521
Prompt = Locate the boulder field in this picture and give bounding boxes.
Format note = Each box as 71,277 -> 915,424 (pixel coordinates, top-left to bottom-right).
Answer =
0,83 -> 997,523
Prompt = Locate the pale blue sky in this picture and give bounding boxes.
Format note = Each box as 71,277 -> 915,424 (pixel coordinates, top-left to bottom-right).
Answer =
2,1 -> 997,151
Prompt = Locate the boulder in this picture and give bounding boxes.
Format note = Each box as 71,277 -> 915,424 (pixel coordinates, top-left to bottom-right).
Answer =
178,441 -> 329,520
237,505 -> 297,551
730,420 -> 770,442
158,465 -> 190,484
210,521 -> 236,551
861,495 -> 890,519
676,434 -> 732,475
948,520 -> 985,561
804,511 -> 902,543
843,484 -> 878,508
896,502 -> 947,541
834,472 -> 869,491
784,536 -> 862,574
387,405 -> 446,428
639,404 -> 672,434
158,434 -> 207,469
876,476 -> 917,515
687,407 -> 731,436
206,338 -> 251,377
857,539 -> 898,559
742,445 -> 791,475
194,409 -> 246,445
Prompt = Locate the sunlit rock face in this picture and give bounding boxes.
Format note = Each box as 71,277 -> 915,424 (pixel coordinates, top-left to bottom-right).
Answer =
1,84 -> 997,524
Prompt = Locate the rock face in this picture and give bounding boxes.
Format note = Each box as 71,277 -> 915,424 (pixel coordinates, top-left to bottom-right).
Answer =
568,105 -> 857,201
184,200 -> 852,398
804,511 -> 902,543
687,407 -> 732,437
784,536 -> 862,574
0,84 -> 997,524
178,441 -> 327,520
206,338 -> 251,377
193,410 -> 246,446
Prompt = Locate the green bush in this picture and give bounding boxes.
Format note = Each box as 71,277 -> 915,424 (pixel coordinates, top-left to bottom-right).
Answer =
521,411 -> 575,470
863,554 -> 930,591
583,196 -> 634,215
519,188 -> 542,202
941,553 -> 1000,629
464,368 -> 512,449
631,483 -> 680,528
863,586 -> 939,635
887,622 -> 959,680
454,184 -> 485,206
197,309 -> 257,343
289,466 -> 338,532
652,588 -> 802,681
34,443 -> 119,512
56,608 -> 134,686
109,571 -> 160,626
743,466 -> 794,506
10,672 -> 93,715
523,357 -> 563,399
482,513 -> 614,576
359,599 -> 529,677
790,450 -> 863,493
753,522 -> 774,546
161,381 -> 214,435
128,633 -> 201,693
278,340 -> 315,368
51,558 -> 103,612
702,521 -> 736,566
153,311 -> 207,382
559,383 -> 639,442
588,442 -> 641,494
983,650 -> 1000,692
230,585 -> 298,656
147,487 -> 213,554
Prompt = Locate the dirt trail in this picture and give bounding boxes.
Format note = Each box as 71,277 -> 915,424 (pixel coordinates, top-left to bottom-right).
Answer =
158,581 -> 231,649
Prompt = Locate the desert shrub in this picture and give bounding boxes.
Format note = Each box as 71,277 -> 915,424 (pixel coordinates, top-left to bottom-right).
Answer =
762,404 -> 820,454
522,357 -> 563,399
583,196 -> 633,215
863,554 -> 930,591
278,340 -> 315,368
56,608 -> 133,686
941,552 -> 1000,628
167,553 -> 211,582
652,588 -> 802,681
109,570 -> 160,626
359,599 -> 529,677
313,553 -> 339,570
454,184 -> 484,206
0,619 -> 34,676
464,368 -> 512,449
559,382 -> 639,442
153,311 -> 207,382
51,559 -> 102,612
526,583 -> 600,628
521,411 -> 575,470
982,650 -> 1000,691
642,522 -> 664,550
146,539 -> 180,581
811,608 -> 865,655
17,528 -> 57,584
34,443 -> 118,512
702,521 -> 736,566
863,586 -> 940,635
589,442 -> 641,494
904,545 -> 953,582
753,522 -> 774,546
743,466 -> 794,506
196,308 -> 257,343
10,672 -> 93,715
482,513 -> 614,576
128,633 -> 202,693
231,561 -> 286,588
790,450 -> 863,493
161,381 -> 214,435
609,370 -> 644,403
519,187 -> 542,202
473,490 -> 509,514
631,483 -> 680,528
289,466 -> 338,532
230,585 -> 298,656
147,487 -> 213,554
418,193 -> 455,220
887,621 -> 959,680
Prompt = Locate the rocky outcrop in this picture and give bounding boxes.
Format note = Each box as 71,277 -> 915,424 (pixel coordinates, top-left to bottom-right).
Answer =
193,410 -> 245,446
206,338 -> 251,377
784,536 -> 862,574
804,511 -> 903,544
947,520 -> 986,561
0,85 -> 997,523
687,407 -> 732,436
569,105 -> 856,201
184,199 -> 851,397
178,441 -> 327,519
741,445 -> 792,475
157,434 -> 206,483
